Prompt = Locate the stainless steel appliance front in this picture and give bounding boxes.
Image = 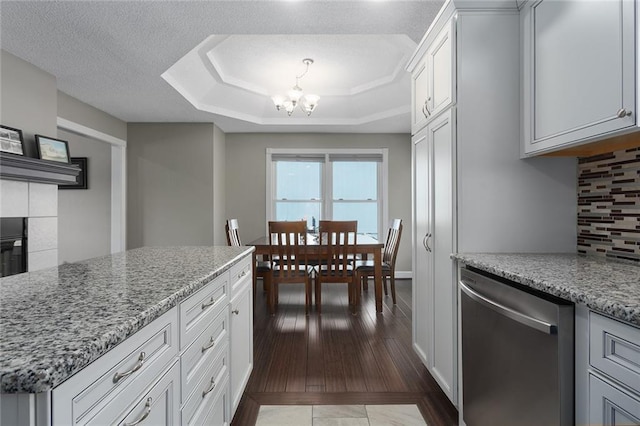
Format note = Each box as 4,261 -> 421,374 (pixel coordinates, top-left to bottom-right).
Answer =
460,267 -> 574,426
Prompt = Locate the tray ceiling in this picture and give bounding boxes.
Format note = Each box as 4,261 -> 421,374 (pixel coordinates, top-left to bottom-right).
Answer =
0,1 -> 445,133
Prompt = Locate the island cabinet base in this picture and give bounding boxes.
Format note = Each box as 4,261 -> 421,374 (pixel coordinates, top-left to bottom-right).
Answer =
575,305 -> 640,425
0,250 -> 253,426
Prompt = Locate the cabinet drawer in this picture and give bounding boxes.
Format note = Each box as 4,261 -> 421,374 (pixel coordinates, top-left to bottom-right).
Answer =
589,374 -> 640,425
229,256 -> 252,295
182,374 -> 230,426
87,360 -> 180,425
52,308 -> 178,425
181,308 -> 229,402
181,346 -> 230,426
179,272 -> 229,350
590,312 -> 640,393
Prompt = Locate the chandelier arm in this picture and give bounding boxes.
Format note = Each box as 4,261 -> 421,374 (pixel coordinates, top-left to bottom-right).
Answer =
296,63 -> 310,81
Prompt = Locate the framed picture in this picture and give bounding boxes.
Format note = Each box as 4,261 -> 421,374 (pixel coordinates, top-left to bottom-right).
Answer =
60,157 -> 88,190
35,134 -> 71,163
0,125 -> 25,156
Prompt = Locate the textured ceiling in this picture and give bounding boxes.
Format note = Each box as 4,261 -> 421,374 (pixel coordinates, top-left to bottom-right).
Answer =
0,1 -> 445,133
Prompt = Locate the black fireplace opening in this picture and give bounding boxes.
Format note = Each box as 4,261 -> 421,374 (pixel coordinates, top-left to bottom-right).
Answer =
1,218 -> 27,277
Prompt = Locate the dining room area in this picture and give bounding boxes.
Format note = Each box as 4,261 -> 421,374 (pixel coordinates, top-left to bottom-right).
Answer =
225,214 -> 457,425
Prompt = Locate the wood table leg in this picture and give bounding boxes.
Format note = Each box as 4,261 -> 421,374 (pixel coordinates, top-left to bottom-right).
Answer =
374,249 -> 383,313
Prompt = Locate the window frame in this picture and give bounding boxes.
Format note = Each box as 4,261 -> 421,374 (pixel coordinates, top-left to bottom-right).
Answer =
266,148 -> 389,239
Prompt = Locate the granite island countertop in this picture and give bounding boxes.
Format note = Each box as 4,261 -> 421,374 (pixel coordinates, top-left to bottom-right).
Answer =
0,246 -> 253,394
452,253 -> 640,327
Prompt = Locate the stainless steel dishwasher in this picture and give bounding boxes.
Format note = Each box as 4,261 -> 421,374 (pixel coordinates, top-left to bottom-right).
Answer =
460,267 -> 574,426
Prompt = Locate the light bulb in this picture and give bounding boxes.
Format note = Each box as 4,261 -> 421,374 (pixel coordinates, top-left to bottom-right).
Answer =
271,95 -> 286,110
302,94 -> 319,116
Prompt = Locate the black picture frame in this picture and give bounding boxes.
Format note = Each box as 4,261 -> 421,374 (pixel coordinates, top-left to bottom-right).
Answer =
0,125 -> 25,156
35,134 -> 71,163
60,157 -> 88,190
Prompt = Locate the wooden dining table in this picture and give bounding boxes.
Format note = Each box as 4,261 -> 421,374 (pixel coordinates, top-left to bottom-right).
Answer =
247,234 -> 386,313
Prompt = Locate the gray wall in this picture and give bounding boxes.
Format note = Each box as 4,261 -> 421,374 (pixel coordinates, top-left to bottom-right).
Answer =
58,129 -> 112,263
1,50 -> 57,156
127,123 -> 218,248
225,133 -> 413,272
58,91 -> 127,141
57,91 -> 127,262
213,124 -> 227,245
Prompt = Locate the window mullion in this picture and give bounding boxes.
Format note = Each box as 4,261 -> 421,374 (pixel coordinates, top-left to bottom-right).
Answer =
324,154 -> 332,220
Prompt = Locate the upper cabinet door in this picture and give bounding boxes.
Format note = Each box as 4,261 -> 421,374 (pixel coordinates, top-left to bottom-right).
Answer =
427,19 -> 455,120
522,0 -> 636,156
411,17 -> 456,135
412,57 -> 430,134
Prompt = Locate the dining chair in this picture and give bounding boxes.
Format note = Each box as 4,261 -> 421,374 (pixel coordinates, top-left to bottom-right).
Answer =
315,220 -> 358,314
354,218 -> 403,305
225,218 -> 271,296
268,220 -> 312,315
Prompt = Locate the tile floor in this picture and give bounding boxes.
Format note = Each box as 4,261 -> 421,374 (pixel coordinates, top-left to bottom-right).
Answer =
255,404 -> 427,426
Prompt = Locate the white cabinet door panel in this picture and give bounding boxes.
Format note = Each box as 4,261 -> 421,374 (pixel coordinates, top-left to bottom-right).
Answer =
590,374 -> 640,425
428,20 -> 454,118
411,109 -> 457,405
429,109 -> 456,403
230,280 -> 253,417
412,59 -> 430,134
523,0 -> 636,155
412,127 -> 432,366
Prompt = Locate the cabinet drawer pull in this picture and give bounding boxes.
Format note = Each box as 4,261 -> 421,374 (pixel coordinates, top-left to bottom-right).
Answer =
201,336 -> 216,353
237,270 -> 247,279
202,297 -> 217,309
113,352 -> 146,383
232,309 -> 240,315
202,377 -> 216,398
124,397 -> 152,426
617,108 -> 632,118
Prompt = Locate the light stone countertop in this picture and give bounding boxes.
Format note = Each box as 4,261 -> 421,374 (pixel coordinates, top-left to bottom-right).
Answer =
0,246 -> 253,393
452,253 -> 640,327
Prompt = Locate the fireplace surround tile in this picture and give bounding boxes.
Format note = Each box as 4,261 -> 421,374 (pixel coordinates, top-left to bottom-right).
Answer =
28,249 -> 58,272
29,183 -> 57,217
28,217 -> 58,252
0,180 -> 28,217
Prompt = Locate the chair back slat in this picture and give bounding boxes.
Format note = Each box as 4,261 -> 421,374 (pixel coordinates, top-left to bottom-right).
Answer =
226,219 -> 242,246
318,220 -> 357,278
383,219 -> 403,265
268,220 -> 307,280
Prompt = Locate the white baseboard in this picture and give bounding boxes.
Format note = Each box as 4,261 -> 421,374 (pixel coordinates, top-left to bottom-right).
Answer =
362,271 -> 412,280
395,271 -> 412,280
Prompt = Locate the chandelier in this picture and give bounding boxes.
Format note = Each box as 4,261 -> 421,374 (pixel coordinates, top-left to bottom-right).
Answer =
271,58 -> 320,116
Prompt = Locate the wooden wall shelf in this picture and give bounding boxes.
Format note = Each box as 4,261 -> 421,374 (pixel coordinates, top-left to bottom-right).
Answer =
0,152 -> 79,185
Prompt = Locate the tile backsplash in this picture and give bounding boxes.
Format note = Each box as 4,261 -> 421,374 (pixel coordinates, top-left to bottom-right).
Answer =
578,147 -> 640,262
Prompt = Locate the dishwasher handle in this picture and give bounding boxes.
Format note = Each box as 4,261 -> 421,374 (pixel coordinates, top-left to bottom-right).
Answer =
459,280 -> 557,335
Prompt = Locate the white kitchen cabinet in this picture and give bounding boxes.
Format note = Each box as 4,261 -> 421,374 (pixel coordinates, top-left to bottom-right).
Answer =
229,271 -> 253,416
521,0 -> 637,156
410,16 -> 455,135
408,1 -> 577,413
52,308 -> 179,425
91,360 -> 180,426
181,345 -> 230,425
411,58 -> 430,133
589,375 -> 640,425
426,20 -> 454,123
412,109 -> 456,403
576,307 -> 640,426
45,252 -> 254,426
412,127 -> 432,367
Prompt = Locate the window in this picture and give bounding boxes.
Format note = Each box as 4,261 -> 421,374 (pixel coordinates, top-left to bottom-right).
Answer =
267,149 -> 388,239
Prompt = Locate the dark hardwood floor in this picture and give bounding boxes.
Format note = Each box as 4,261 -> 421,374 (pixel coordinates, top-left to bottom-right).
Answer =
231,279 -> 458,425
